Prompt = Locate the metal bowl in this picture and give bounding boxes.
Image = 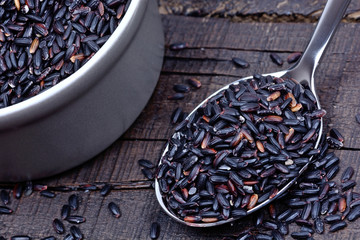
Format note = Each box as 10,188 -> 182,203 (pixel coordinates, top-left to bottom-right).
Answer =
0,0 -> 164,182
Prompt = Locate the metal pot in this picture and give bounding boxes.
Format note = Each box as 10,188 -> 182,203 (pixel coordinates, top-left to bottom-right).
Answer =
0,0 -> 164,182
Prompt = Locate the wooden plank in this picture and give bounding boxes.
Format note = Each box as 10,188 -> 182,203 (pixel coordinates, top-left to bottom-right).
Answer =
121,16 -> 360,148
162,17 -> 313,52
1,14 -> 360,239
158,0 -> 360,20
18,136 -> 360,194
31,17 -> 357,189
161,16 -> 360,52
0,189 -> 245,239
16,98 -> 357,187
40,140 -> 165,186
0,5 -> 359,240
2,147 -> 360,239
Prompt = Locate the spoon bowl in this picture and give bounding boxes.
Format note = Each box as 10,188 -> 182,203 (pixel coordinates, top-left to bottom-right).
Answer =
155,72 -> 322,228
155,0 -> 350,227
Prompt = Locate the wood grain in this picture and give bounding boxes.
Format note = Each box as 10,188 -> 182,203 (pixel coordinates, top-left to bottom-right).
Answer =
1,8 -> 360,240
40,140 -> 165,186
158,0 -> 360,20
122,16 -> 360,148
1,148 -> 360,239
31,15 -> 360,188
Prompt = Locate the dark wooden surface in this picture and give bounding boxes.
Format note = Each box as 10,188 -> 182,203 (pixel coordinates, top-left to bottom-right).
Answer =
158,0 -> 360,20
1,1 -> 360,239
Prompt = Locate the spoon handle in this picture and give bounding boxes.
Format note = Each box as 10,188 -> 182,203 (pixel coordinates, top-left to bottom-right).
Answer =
287,0 -> 351,91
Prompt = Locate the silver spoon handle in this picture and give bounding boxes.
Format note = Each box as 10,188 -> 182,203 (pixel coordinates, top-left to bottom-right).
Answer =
288,0 -> 350,89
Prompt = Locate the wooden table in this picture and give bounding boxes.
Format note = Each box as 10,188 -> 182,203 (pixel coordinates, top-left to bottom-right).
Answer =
1,0 -> 360,239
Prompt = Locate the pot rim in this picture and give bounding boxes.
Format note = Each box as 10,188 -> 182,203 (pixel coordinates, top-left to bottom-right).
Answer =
0,0 -> 146,130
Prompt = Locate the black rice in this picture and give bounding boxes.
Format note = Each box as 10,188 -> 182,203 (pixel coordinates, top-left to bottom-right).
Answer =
187,78 -> 202,89
169,42 -> 187,51
270,53 -> 284,66
0,189 -> 10,205
61,205 -> 71,220
66,215 -> 86,224
10,236 -> 31,240
108,201 -> 121,218
157,74 -> 324,223
70,225 -> 83,239
68,194 -> 79,210
287,52 -> 302,64
52,218 -> 65,234
100,184 -> 112,196
0,206 -> 13,214
150,222 -> 160,239
40,237 -> 56,240
0,0 -> 130,108
355,113 -> 360,124
232,57 -> 250,68
40,190 -> 56,198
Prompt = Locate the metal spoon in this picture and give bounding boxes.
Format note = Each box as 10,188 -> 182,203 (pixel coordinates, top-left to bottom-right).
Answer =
155,0 -> 351,227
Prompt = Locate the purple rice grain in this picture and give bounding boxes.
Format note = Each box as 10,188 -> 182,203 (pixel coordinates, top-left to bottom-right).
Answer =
169,42 -> 187,51
341,180 -> 356,192
61,205 -> 71,220
324,214 -> 342,223
80,184 -> 97,191
0,206 -> 13,214
278,221 -> 289,235
24,181 -> 33,196
341,167 -> 354,183
33,184 -> 48,191
327,136 -> 344,148
10,236 -> 32,240
0,189 -> 10,205
63,234 -> 73,240
187,78 -> 202,89
255,233 -> 273,240
339,197 -> 347,213
173,84 -> 190,93
301,226 -> 314,234
13,183 -> 23,199
49,186 -> 70,193
329,221 -> 347,232
66,215 -> 86,224
271,230 -> 284,240
150,222 -> 160,239
40,237 -> 56,240
314,217 -> 324,233
167,93 -> 185,100
141,168 -> 155,180
40,190 -> 56,198
232,57 -> 249,68
287,52 -> 302,64
108,202 -> 121,218
329,128 -> 344,143
291,231 -> 311,239
138,159 -> 155,169
100,184 -> 112,196
68,194 -> 79,210
270,53 -> 284,66
52,218 -> 65,234
355,113 -> 360,124
349,199 -> 360,209
171,107 -> 184,124
70,225 -> 83,239
347,206 -> 360,221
